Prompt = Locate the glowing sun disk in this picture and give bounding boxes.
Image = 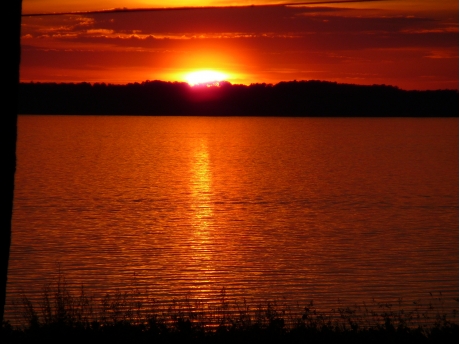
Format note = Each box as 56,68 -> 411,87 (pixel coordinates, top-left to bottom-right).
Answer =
185,70 -> 228,85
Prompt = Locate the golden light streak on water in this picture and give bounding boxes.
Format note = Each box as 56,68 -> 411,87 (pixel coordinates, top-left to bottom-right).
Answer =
190,138 -> 213,234
187,138 -> 215,298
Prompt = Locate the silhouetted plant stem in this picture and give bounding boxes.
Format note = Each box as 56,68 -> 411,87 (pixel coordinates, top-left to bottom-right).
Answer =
1,0 -> 21,325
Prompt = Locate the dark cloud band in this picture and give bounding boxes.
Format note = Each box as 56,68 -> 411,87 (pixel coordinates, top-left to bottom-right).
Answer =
22,0 -> 385,17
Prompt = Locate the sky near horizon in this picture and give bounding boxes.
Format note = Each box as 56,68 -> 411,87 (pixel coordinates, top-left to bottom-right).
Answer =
20,0 -> 459,90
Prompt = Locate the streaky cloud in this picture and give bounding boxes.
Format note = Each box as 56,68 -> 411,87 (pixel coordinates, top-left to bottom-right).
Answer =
22,0 -> 386,16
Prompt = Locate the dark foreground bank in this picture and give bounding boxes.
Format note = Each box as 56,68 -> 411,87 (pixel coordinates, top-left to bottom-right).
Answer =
18,80 -> 459,117
2,273 -> 458,344
2,320 -> 458,344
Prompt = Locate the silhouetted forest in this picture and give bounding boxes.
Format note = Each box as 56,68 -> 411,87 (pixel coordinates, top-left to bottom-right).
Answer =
18,80 -> 458,117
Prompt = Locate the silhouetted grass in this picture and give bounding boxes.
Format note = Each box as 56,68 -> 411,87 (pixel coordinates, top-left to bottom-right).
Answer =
2,270 -> 458,343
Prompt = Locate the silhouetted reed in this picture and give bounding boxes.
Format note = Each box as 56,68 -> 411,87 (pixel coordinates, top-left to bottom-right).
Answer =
2,270 -> 458,343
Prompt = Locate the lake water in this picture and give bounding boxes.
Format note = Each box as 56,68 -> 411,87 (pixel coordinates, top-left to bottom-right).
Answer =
6,116 -> 459,324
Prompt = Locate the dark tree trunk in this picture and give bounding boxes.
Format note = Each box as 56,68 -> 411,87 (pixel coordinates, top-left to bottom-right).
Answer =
1,0 -> 21,324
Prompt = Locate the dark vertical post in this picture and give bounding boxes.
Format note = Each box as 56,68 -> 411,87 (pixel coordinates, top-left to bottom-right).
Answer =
1,0 -> 22,324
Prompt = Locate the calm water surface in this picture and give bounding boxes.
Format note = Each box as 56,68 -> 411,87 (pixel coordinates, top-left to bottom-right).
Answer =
6,116 -> 459,322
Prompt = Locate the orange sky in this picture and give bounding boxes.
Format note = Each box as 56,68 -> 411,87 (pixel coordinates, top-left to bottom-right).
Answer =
20,0 -> 459,90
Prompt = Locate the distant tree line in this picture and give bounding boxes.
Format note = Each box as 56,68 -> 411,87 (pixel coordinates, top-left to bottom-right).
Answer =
18,80 -> 459,117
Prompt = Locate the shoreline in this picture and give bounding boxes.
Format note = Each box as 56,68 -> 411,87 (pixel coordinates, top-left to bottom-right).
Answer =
18,80 -> 459,117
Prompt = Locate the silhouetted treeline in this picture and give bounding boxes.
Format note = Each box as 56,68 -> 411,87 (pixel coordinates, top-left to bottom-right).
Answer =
18,80 -> 458,117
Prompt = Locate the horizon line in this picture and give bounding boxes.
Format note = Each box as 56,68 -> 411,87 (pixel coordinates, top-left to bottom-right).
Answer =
19,79 -> 460,92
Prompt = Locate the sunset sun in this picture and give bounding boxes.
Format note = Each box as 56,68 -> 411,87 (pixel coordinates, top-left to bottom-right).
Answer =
185,70 -> 228,85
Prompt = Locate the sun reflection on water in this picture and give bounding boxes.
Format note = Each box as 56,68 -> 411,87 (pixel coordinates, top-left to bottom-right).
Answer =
190,139 -> 213,232
188,138 -> 215,298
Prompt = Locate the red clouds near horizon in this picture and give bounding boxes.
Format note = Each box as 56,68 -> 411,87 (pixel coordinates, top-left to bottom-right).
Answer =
20,2 -> 458,90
